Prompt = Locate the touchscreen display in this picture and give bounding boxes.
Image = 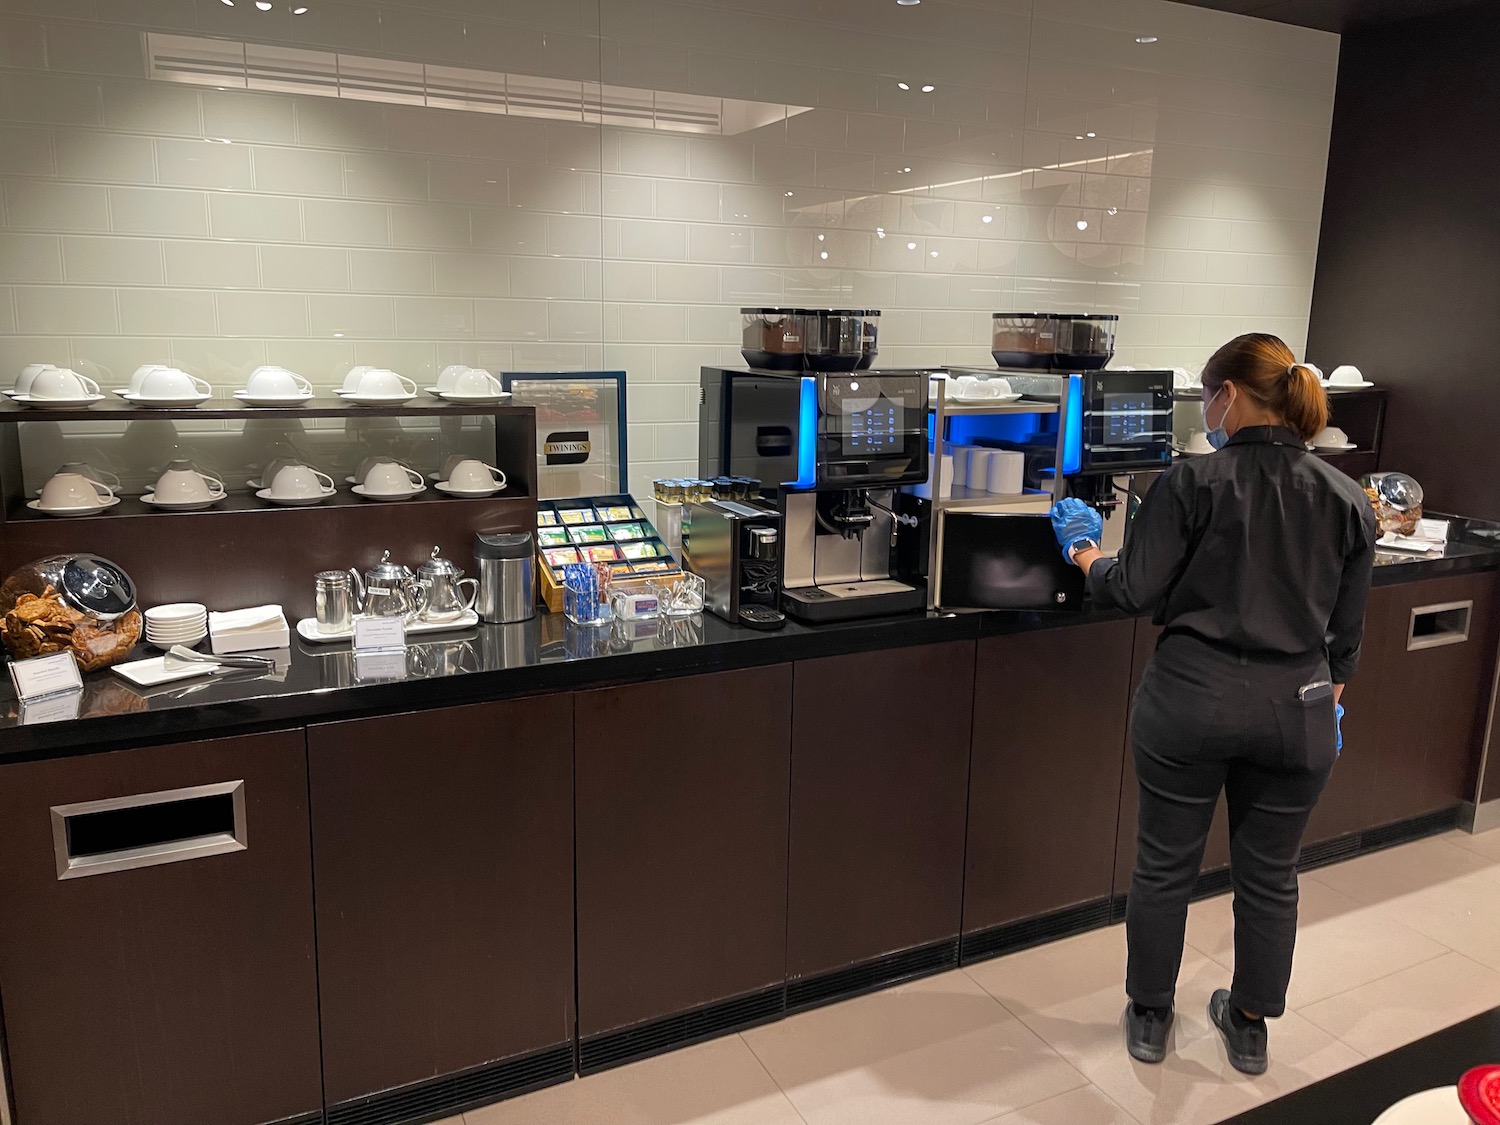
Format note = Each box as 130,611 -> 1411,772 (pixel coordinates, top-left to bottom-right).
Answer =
1103,392 -> 1157,443
844,394 -> 902,456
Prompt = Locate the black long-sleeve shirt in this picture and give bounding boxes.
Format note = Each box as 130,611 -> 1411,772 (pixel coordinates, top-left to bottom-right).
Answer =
1088,425 -> 1378,682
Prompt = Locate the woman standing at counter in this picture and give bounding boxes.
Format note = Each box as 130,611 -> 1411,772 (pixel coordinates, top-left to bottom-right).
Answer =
1051,334 -> 1377,1075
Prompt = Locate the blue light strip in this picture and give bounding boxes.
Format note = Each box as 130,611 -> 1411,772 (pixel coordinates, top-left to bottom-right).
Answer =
1063,373 -> 1084,475
795,375 -> 818,488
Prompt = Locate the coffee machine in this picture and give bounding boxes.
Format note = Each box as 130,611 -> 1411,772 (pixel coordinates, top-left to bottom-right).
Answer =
699,366 -> 929,623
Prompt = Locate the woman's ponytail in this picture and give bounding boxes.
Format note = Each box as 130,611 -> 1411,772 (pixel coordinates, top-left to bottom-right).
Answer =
1282,363 -> 1329,441
1202,334 -> 1330,442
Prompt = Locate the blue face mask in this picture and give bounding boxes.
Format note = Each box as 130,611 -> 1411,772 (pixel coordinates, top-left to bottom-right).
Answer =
1202,384 -> 1235,450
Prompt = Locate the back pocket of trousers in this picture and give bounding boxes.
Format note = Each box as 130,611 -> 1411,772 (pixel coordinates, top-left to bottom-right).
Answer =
1272,696 -> 1338,772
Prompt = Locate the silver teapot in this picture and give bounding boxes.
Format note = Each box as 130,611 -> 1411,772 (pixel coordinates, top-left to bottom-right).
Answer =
415,546 -> 478,623
349,550 -> 427,622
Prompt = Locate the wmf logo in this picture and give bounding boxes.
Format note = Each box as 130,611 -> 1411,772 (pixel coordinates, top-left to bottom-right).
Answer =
543,431 -> 592,465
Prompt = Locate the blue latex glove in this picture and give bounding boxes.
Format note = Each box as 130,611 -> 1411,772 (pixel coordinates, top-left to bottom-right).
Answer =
1050,498 -> 1104,562
1335,703 -> 1344,755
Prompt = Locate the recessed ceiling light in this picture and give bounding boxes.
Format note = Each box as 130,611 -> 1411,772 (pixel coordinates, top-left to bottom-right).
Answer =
897,82 -> 910,91
292,4 -> 308,11
220,0 -> 233,6
820,251 -> 829,260
784,191 -> 794,197
817,233 -> 825,241
921,84 -> 934,93
902,166 -> 912,173
255,1 -> 272,9
1108,207 -> 1119,216
907,242 -> 917,250
1076,219 -> 1089,231
1086,131 -> 1096,138
1136,35 -> 1158,43
876,228 -> 887,238
929,250 -> 939,257
896,0 -> 921,6
981,214 -> 993,224
1075,135 -> 1084,141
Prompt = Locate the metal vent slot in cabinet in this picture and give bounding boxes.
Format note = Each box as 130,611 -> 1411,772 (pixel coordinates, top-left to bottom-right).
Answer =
1408,600 -> 1473,651
50,781 -> 246,880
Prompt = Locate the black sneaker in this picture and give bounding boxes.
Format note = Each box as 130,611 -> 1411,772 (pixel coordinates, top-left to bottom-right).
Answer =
1124,1002 -> 1173,1064
1209,989 -> 1269,1075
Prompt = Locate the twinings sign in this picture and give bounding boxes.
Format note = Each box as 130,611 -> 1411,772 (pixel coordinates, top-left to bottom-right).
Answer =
543,431 -> 591,465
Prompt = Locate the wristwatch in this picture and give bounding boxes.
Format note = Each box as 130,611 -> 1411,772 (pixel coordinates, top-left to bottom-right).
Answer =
1069,538 -> 1100,562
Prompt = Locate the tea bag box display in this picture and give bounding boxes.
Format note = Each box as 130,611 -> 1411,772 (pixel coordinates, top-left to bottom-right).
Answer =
536,495 -> 683,613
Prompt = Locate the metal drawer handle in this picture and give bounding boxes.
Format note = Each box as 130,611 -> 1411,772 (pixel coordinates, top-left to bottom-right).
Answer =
50,780 -> 247,881
1408,600 -> 1474,652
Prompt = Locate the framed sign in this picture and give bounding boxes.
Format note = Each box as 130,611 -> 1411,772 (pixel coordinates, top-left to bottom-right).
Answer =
501,371 -> 627,500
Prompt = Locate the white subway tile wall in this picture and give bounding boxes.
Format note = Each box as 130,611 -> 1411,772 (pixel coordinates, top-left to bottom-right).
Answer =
0,0 -> 1337,495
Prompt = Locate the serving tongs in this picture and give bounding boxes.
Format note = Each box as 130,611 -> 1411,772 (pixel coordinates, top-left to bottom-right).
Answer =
163,645 -> 276,673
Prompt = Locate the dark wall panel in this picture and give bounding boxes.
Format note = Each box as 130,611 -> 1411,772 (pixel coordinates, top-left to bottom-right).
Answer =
1306,4 -> 1500,520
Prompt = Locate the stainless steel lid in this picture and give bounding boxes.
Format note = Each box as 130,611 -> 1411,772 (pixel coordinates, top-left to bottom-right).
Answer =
365,550 -> 413,581
417,545 -> 463,579
1373,472 -> 1424,510
58,555 -> 136,620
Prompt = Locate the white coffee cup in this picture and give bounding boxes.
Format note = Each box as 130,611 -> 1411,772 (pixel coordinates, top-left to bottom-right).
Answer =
968,448 -> 995,488
139,367 -> 211,400
270,463 -> 336,499
445,459 -> 507,491
350,368 -> 417,398
154,461 -> 225,503
353,454 -> 400,481
987,450 -> 1025,495
1329,365 -> 1365,386
435,364 -> 470,392
1314,426 -> 1349,447
129,364 -> 171,393
948,444 -> 970,487
39,471 -> 114,510
362,460 -> 424,495
245,366 -> 312,398
341,365 -> 375,393
448,368 -> 501,397
54,461 -> 120,493
1186,431 -> 1215,455
14,363 -> 57,396
30,367 -> 100,401
259,456 -> 300,487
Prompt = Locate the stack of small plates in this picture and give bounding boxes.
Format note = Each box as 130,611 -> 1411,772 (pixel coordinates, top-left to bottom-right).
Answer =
144,602 -> 208,650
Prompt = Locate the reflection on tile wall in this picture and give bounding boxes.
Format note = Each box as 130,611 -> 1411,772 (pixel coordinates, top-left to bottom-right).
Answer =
0,0 -> 1337,495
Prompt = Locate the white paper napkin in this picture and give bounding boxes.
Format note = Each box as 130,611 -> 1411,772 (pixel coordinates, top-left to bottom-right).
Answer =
208,605 -> 287,634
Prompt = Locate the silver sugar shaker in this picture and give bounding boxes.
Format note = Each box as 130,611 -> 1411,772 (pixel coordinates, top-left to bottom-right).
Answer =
315,570 -> 353,635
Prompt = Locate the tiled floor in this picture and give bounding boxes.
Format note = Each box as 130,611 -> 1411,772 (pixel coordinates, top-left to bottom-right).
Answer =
453,826 -> 1500,1125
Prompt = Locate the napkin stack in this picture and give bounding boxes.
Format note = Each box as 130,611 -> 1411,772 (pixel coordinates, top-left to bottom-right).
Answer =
209,605 -> 290,655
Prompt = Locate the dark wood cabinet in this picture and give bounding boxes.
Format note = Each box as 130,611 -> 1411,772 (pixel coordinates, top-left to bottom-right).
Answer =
0,730 -> 321,1125
307,696 -> 575,1107
574,664 -> 793,1038
966,620 -> 1135,931
787,641 -> 975,979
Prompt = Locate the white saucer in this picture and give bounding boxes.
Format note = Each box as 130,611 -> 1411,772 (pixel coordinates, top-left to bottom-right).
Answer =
234,390 -> 314,407
950,393 -> 1023,405
141,491 -> 227,511
351,483 -> 427,501
435,480 -> 507,497
1325,381 -> 1375,391
437,390 -> 511,405
255,487 -> 335,506
12,393 -> 105,408
336,391 -> 416,406
120,391 -> 212,408
1312,442 -> 1358,452
27,496 -> 122,516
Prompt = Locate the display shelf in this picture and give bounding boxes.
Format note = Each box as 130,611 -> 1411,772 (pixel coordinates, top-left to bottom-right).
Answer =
7,488 -> 533,524
0,396 -> 526,423
906,481 -> 1052,510
928,399 -> 1059,416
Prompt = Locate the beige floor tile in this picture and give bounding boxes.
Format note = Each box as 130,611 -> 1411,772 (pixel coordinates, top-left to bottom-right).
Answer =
1352,865 -> 1500,972
1184,877 -> 1449,1007
463,1035 -> 805,1125
976,1085 -> 1141,1125
1447,825 -> 1500,863
1306,835 -> 1492,905
740,970 -> 1087,1125
967,927 -> 1361,1125
1299,951 -> 1500,1058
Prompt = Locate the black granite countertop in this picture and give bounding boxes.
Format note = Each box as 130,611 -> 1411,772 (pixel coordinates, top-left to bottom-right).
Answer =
2,518 -> 1496,761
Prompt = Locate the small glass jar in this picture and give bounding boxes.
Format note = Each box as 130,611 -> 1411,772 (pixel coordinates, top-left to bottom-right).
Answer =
563,561 -> 614,626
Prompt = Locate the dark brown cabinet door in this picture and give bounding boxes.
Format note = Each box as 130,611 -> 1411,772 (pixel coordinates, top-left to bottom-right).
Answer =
1366,572 -> 1499,824
0,730 -> 321,1125
967,620 -> 1135,931
575,664 -> 792,1038
788,641 -> 975,978
307,695 -> 575,1105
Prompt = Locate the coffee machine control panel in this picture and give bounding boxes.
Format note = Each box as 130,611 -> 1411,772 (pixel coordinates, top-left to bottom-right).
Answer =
817,373 -> 927,486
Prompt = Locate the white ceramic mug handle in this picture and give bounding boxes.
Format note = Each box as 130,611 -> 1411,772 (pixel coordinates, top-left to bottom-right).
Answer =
457,577 -> 479,612
484,371 -> 502,393
398,375 -> 417,394
79,374 -> 101,396
201,473 -> 226,496
96,469 -> 122,491
94,482 -> 116,502
189,374 -> 211,394
484,464 -> 507,488
313,469 -> 336,493
293,374 -> 313,394
403,466 -> 424,487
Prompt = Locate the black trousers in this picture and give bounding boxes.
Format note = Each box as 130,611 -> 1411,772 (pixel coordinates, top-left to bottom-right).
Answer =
1126,633 -> 1337,1019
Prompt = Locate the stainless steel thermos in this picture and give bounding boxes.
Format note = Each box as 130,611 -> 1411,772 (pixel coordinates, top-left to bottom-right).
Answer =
473,532 -> 535,623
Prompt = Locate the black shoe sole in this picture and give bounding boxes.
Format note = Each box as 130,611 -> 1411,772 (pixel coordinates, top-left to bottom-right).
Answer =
1209,996 -> 1269,1076
1124,1004 -> 1171,1064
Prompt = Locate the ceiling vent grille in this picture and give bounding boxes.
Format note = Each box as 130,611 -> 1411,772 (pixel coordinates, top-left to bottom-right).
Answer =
146,32 -> 807,135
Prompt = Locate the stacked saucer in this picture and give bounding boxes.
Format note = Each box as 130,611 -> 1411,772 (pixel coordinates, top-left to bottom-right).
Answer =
144,602 -> 208,650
